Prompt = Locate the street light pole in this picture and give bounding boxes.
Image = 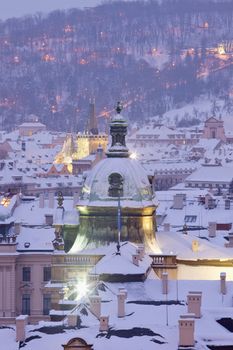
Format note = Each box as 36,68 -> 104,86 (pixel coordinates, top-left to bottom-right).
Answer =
116,195 -> 121,255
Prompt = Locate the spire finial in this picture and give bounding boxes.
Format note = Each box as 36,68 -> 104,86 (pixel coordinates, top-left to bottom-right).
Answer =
115,101 -> 123,114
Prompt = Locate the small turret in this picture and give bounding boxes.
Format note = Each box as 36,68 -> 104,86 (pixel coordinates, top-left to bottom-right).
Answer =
106,102 -> 129,158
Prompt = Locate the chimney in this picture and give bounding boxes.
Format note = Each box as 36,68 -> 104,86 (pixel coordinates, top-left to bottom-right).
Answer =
14,221 -> 21,235
192,240 -> 199,252
205,195 -> 215,209
163,223 -> 170,232
117,293 -> 126,318
118,288 -> 127,299
16,315 -> 28,342
225,232 -> 233,247
132,254 -> 139,266
99,316 -> 109,332
48,192 -> 54,209
39,193 -> 45,208
162,272 -> 168,294
225,199 -> 230,210
173,193 -> 185,209
73,192 -> 79,208
67,313 -> 79,327
208,222 -> 216,238
89,295 -> 101,318
136,244 -> 145,260
187,291 -> 202,318
96,144 -> 104,162
45,213 -> 53,226
178,314 -> 195,347
220,272 -> 226,295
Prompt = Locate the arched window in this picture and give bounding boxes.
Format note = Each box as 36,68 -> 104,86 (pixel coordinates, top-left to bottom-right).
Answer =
108,173 -> 123,197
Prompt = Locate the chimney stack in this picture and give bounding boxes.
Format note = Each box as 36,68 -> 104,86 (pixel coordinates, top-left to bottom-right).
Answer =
89,295 -> 101,318
39,193 -> 45,208
178,314 -> 195,347
67,313 -> 79,327
192,240 -> 199,252
220,272 -> 226,295
16,315 -> 28,342
132,254 -> 139,266
208,222 -> 216,238
48,192 -> 54,209
117,293 -> 126,318
99,316 -> 109,332
14,221 -> 21,235
187,291 -> 202,318
162,272 -> 168,294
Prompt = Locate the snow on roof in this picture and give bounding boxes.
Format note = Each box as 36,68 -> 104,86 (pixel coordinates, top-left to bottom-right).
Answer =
19,122 -> 46,128
63,209 -> 79,225
90,242 -> 152,275
130,124 -> 181,138
13,197 -> 78,226
3,277 -> 233,349
13,200 -> 54,226
33,131 -> 55,144
157,189 -> 233,225
81,157 -> 155,206
156,230 -> 233,260
0,194 -> 17,222
192,138 -> 221,150
223,115 -> 233,136
186,165 -> 233,183
142,161 -> 196,175
16,226 -> 54,251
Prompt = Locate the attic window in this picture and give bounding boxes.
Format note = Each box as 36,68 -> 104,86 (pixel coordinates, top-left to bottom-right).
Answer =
108,173 -> 123,197
184,215 -> 197,223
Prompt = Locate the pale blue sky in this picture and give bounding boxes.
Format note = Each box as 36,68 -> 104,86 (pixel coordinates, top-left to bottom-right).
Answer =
0,0 -> 105,20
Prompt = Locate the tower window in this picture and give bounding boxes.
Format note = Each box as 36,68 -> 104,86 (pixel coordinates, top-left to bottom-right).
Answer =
108,173 -> 123,197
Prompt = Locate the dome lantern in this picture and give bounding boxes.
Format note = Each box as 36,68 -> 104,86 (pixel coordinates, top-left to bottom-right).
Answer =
106,102 -> 129,158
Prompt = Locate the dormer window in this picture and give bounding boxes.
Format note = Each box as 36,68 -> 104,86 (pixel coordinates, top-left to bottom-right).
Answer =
108,173 -> 123,197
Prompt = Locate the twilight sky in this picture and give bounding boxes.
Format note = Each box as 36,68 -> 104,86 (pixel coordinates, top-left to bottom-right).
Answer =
0,0 -> 106,20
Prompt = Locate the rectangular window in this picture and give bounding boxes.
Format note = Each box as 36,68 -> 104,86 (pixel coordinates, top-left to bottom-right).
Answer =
43,266 -> 51,282
22,294 -> 30,315
184,215 -> 197,223
22,267 -> 31,282
43,294 -> 51,315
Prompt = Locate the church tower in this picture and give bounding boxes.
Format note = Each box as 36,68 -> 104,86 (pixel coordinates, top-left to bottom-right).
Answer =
88,99 -> 98,135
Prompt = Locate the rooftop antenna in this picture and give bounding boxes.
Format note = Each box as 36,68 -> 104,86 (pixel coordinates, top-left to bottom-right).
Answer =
116,195 -> 121,255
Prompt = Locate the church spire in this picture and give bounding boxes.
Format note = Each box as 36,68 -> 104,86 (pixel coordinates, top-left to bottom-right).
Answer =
106,102 -> 129,158
88,99 -> 98,135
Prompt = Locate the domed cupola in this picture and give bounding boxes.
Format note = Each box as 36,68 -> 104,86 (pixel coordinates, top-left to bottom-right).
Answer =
106,102 -> 129,158
64,102 -> 157,253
